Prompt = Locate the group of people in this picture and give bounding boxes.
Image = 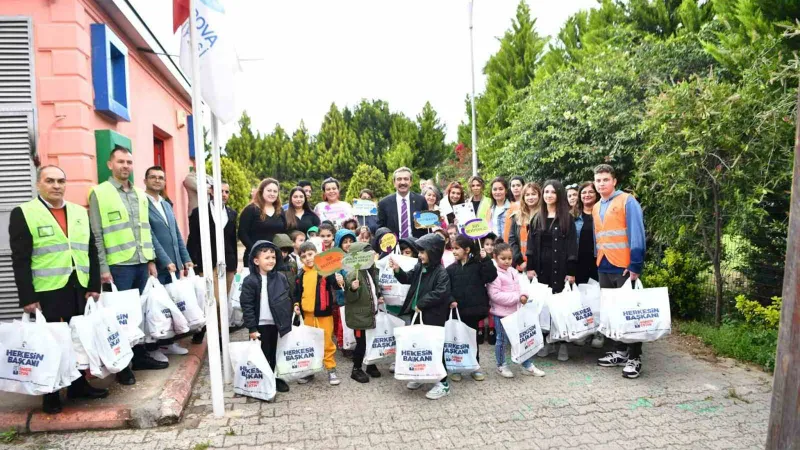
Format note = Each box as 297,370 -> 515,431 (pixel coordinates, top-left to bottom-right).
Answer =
9,142 -> 645,411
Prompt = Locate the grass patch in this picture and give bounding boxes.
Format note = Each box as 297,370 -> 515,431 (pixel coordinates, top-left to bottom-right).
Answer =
0,429 -> 18,444
193,442 -> 211,450
225,428 -> 235,436
677,320 -> 777,372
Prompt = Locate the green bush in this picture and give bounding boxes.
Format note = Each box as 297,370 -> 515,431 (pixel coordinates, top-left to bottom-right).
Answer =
643,248 -> 707,319
205,157 -> 256,213
344,164 -> 390,203
735,295 -> 782,330
678,320 -> 778,372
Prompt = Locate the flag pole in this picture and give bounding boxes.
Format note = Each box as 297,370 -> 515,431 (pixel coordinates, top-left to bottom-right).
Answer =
210,112 -> 232,383
469,0 -> 478,176
188,0 -> 225,417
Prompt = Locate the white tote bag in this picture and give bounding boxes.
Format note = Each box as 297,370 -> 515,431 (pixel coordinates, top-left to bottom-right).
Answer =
89,299 -> 134,374
443,308 -> 480,374
0,310 -> 62,395
228,269 -> 247,327
70,302 -> 110,379
142,277 -> 177,339
186,268 -> 207,313
376,251 -> 417,306
500,303 -> 544,364
339,306 -> 357,351
546,284 -> 594,343
40,319 -> 81,390
393,312 -> 447,383
169,272 -> 206,331
275,314 -> 325,381
230,340 -> 276,402
604,279 -> 672,343
578,278 -> 601,326
364,307 -> 405,365
99,283 -> 144,346
519,275 -> 552,332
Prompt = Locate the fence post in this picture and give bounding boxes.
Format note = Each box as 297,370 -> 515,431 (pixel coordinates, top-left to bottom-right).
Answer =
766,82 -> 800,449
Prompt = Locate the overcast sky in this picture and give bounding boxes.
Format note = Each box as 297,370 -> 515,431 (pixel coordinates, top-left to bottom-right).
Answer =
131,0 -> 598,144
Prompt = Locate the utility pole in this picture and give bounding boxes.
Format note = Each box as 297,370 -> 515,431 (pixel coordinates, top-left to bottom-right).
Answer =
468,0 -> 478,176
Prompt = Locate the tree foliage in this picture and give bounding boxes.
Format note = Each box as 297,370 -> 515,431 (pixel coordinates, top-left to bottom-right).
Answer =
204,157 -> 255,214
344,164 -> 391,203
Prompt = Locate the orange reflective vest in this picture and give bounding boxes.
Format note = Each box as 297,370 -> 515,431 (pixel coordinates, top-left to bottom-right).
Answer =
593,193 -> 630,269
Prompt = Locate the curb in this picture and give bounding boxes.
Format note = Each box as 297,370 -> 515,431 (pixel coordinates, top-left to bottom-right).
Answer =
0,339 -> 207,433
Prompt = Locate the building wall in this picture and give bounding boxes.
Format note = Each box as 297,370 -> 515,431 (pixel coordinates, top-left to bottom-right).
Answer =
0,0 -> 193,233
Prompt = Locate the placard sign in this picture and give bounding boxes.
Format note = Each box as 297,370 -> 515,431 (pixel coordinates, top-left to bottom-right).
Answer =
342,251 -> 376,272
352,199 -> 377,216
413,211 -> 440,229
452,202 -> 477,226
462,219 -> 490,240
314,248 -> 346,276
379,233 -> 397,253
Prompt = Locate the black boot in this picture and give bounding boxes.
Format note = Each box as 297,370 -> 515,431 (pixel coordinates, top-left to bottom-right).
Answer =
365,365 -> 381,378
488,327 -> 497,346
67,376 -> 109,400
115,367 -> 136,385
276,378 -> 290,393
42,392 -> 62,414
351,368 -> 369,383
477,327 -> 485,345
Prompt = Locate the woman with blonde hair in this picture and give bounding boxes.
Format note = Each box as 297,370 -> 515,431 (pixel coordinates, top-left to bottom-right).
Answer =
507,182 -> 541,272
238,178 -> 287,264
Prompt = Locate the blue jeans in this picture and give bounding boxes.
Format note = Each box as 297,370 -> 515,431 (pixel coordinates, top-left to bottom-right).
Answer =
109,263 -> 149,294
494,314 -> 532,368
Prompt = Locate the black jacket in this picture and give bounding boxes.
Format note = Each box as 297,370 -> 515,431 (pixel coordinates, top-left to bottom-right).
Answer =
508,215 -> 531,270
525,214 -> 578,294
377,192 -> 428,239
395,233 -> 451,327
240,241 -> 294,336
187,203 -> 238,274
295,266 -> 342,318
9,198 -> 101,315
447,256 -> 497,318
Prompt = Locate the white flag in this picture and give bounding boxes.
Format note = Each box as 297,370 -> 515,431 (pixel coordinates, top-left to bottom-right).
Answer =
179,0 -> 241,123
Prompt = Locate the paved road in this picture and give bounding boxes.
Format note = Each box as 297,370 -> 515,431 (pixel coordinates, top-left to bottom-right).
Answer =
5,331 -> 772,450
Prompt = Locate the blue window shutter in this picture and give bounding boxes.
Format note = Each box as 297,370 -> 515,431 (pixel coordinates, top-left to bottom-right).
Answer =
188,115 -> 195,159
90,24 -> 130,121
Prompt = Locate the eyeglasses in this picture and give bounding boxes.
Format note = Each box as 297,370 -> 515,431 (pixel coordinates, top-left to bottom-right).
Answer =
566,184 -> 578,190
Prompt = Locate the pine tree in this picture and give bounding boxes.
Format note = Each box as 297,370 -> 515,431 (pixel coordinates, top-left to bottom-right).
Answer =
315,103 -> 361,180
414,102 -> 447,179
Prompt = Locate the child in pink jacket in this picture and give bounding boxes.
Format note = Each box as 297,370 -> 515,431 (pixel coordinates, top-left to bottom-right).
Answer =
487,243 -> 546,378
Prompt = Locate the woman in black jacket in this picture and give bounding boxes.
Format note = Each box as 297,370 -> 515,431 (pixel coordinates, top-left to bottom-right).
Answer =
525,180 -> 578,362
238,178 -> 288,266
446,234 -> 497,381
240,240 -> 296,393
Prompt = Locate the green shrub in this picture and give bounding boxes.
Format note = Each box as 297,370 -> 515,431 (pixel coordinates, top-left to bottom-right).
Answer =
643,248 -> 707,319
344,164 -> 390,203
678,320 -> 778,372
205,157 -> 256,213
735,295 -> 782,330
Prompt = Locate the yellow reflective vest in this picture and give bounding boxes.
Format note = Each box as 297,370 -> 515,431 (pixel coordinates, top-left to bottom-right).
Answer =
91,181 -> 154,265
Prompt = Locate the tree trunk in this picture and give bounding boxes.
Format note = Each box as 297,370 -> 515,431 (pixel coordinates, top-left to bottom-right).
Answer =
712,183 -> 724,327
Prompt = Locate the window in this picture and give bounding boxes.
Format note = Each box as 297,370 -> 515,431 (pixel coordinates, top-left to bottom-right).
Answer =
91,24 -> 130,121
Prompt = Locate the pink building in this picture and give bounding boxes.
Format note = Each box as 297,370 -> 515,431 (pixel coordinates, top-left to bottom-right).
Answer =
0,0 -> 195,320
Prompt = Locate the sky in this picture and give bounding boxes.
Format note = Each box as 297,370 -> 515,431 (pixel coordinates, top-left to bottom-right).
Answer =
131,0 -> 599,145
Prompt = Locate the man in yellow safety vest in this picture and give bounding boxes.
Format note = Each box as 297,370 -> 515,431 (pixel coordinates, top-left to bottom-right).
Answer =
88,145 -> 164,386
10,165 -> 108,414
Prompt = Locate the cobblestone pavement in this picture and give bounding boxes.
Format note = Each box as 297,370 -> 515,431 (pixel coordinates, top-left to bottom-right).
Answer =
4,330 -> 772,450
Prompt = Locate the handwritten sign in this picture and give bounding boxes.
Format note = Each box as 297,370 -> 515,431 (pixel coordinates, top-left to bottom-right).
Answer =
462,218 -> 490,240
413,210 -> 440,229
317,202 -> 352,224
379,233 -> 397,252
342,251 -> 376,272
452,202 -> 476,226
314,248 -> 345,276
352,199 -> 377,216
308,236 -> 324,253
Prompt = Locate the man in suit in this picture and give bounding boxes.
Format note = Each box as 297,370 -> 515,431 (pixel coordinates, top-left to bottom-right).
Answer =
10,165 -> 109,414
377,166 -> 428,239
187,179 -> 238,342
144,166 -> 194,360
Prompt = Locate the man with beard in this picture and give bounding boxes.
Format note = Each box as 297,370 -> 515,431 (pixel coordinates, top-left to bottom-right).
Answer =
377,167 -> 427,239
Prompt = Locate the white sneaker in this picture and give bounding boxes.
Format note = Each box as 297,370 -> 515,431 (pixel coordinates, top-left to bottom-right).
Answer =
160,343 -> 189,355
522,364 -> 546,377
389,363 -> 395,373
328,371 -> 341,386
149,350 -> 168,363
425,382 -> 450,400
558,344 -> 569,362
406,381 -> 423,390
497,365 -> 514,378
591,334 -> 605,349
622,358 -> 642,379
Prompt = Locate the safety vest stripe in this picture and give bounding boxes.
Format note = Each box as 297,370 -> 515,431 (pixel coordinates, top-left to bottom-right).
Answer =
597,242 -> 628,250
103,222 -> 131,234
71,242 -> 90,252
31,243 -> 70,256
143,242 -> 153,249
596,229 -> 627,238
32,267 -> 74,277
106,240 -> 137,255
141,222 -> 151,230
76,265 -> 90,273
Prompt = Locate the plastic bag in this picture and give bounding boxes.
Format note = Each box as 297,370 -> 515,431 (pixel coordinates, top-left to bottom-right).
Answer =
228,269 -> 247,328
364,307 -> 405,365
230,340 -> 276,402
546,283 -> 594,343
40,318 -> 81,390
70,302 -> 110,379
375,251 -> 416,306
578,278 -> 601,327
602,279 -> 671,343
500,303 -> 544,364
89,299 -> 134,374
142,277 -> 177,339
186,268 -> 206,314
518,275 -> 552,332
0,310 -> 62,395
443,308 -> 479,374
340,306 -> 357,351
99,283 -> 144,346
275,313 -> 324,381
393,312 -> 447,383
168,272 -> 206,331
